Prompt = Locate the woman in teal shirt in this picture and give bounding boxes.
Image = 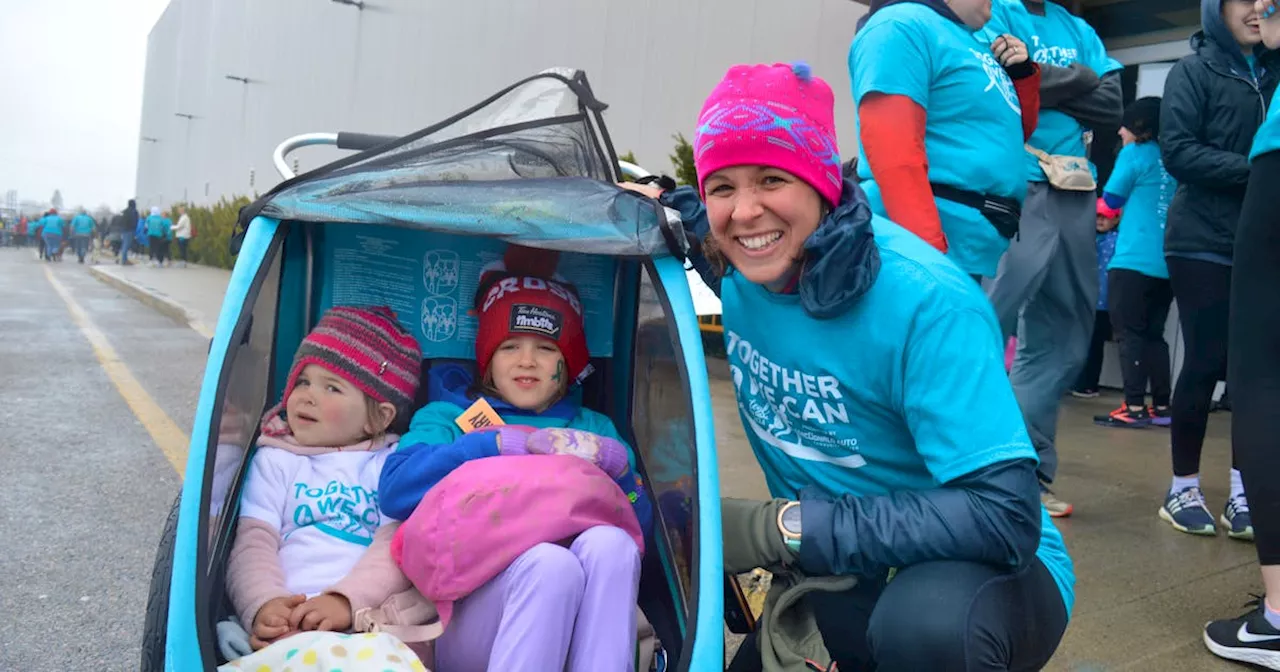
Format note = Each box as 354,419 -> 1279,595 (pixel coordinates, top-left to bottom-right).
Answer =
1092,97 -> 1178,429
626,62 -> 1072,672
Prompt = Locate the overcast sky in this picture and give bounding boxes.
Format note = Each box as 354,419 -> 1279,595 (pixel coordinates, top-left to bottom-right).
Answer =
1,0 -> 169,211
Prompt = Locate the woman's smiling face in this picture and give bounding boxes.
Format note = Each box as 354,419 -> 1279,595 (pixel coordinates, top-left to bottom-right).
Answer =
703,166 -> 824,287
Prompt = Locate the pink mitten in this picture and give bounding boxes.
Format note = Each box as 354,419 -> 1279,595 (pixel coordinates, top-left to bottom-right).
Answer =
526,428 -> 630,478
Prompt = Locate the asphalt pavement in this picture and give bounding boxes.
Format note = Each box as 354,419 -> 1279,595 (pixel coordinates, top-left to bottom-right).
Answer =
0,247 -> 203,671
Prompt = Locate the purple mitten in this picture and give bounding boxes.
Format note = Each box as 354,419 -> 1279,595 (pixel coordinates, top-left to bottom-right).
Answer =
526,428 -> 629,478
493,426 -> 535,456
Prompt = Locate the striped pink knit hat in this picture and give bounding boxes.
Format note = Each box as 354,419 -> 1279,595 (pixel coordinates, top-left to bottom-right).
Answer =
279,305 -> 422,422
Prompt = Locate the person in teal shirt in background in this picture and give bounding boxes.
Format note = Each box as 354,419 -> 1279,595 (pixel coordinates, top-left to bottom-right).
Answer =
983,0 -> 1124,517
39,209 -> 65,262
848,0 -> 1041,279
69,208 -> 96,264
145,206 -> 172,267
1092,97 -> 1178,430
1204,1 -> 1280,666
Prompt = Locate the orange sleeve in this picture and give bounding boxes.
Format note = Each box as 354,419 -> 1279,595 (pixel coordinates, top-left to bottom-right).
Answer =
859,93 -> 946,253
1013,63 -> 1041,142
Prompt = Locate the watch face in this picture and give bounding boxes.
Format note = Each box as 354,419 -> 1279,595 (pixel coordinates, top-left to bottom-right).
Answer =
781,503 -> 802,535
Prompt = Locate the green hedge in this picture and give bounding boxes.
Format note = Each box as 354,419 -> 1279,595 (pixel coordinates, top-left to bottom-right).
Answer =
167,196 -> 252,270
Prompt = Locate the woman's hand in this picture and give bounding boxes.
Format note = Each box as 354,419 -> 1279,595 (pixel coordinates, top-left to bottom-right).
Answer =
289,593 -> 353,633
617,181 -> 665,200
526,428 -> 630,478
991,34 -> 1029,67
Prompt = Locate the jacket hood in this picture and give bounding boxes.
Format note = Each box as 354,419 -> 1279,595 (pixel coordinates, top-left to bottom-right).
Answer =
427,362 -> 580,422
857,0 -> 965,31
795,180 -> 882,319
1194,0 -> 1269,76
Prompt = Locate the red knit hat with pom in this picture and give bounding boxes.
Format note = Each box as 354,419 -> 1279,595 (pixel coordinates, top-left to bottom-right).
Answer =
474,247 -> 590,386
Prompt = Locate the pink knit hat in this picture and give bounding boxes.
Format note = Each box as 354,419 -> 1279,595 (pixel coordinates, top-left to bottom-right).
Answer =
278,306 -> 422,421
693,62 -> 843,207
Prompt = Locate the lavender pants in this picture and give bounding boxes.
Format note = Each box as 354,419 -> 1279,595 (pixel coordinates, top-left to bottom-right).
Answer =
434,525 -> 642,671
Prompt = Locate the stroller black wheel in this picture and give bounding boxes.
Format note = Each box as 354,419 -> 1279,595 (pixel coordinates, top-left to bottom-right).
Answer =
141,495 -> 180,672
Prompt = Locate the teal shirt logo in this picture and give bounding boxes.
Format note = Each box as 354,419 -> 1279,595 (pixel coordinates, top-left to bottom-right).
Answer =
726,329 -> 867,470
967,48 -> 1020,113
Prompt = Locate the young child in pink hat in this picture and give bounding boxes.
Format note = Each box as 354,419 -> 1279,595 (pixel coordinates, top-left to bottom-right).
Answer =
225,305 -> 422,651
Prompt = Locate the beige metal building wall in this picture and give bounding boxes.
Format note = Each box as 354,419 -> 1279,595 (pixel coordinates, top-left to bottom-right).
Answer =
135,0 -> 869,209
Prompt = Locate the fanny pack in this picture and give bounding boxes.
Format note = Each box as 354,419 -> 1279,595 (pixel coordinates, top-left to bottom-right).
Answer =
930,183 -> 1022,240
1025,145 -> 1097,192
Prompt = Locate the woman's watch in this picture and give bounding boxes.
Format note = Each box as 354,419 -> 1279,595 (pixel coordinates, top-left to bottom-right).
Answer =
777,500 -> 803,553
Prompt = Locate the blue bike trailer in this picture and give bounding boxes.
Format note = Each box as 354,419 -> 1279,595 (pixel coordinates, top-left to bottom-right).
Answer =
140,68 -> 726,671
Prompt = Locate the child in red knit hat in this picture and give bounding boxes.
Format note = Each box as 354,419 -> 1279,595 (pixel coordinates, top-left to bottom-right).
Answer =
378,246 -> 653,671
225,305 -> 424,652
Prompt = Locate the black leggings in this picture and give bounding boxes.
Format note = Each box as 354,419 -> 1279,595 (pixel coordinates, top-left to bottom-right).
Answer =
1229,152 -> 1280,565
1167,256 -> 1234,477
1108,269 -> 1173,407
727,559 -> 1068,672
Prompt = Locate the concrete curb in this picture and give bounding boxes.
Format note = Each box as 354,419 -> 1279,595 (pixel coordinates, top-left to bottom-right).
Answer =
87,265 -> 215,340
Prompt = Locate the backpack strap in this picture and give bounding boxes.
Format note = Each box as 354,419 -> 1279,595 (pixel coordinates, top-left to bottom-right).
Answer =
1024,144 -> 1053,162
353,588 -> 445,644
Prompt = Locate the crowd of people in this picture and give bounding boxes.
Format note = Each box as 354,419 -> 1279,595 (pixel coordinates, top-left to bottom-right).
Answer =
0,200 -> 195,268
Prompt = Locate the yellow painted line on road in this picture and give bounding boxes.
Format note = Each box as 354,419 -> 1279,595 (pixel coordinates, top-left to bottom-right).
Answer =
45,267 -> 189,473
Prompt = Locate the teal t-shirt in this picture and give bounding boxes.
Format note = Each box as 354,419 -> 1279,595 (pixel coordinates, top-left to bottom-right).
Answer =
40,214 -> 64,236
719,217 -> 1075,616
1251,91 -> 1280,161
1104,142 -> 1176,279
1020,2 -> 1123,181
70,214 -> 96,236
850,3 -> 1027,277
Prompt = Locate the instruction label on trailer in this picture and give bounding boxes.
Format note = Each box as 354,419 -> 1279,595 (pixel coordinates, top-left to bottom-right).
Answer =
320,225 -> 616,359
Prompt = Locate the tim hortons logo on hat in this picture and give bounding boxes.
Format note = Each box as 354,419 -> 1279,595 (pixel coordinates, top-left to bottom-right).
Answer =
509,304 -> 563,339
481,276 -> 583,316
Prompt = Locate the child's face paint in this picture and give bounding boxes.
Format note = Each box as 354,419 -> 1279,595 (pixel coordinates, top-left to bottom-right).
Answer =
489,336 -> 566,413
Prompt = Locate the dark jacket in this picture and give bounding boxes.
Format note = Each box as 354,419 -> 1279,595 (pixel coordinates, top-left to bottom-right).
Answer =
662,182 -> 1042,578
1160,3 -> 1279,258
115,201 -> 139,234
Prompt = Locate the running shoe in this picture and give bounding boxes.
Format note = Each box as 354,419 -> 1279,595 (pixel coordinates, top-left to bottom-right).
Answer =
1159,486 -> 1217,536
1070,388 -> 1100,399
1148,405 -> 1172,427
1222,495 -> 1255,541
1094,405 -> 1152,428
1203,596 -> 1280,670
1041,483 -> 1073,518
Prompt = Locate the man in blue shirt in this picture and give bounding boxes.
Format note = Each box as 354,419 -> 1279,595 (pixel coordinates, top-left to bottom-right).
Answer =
984,0 -> 1123,517
69,208 -> 97,264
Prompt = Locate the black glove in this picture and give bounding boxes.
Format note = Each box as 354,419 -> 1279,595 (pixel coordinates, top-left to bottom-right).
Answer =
722,498 -> 797,574
1004,59 -> 1037,81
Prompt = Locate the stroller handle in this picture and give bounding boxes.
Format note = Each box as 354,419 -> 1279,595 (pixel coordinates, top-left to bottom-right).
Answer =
336,131 -> 397,152
273,132 -> 658,182
271,131 -> 398,179
617,160 -> 652,181
272,133 -> 338,179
